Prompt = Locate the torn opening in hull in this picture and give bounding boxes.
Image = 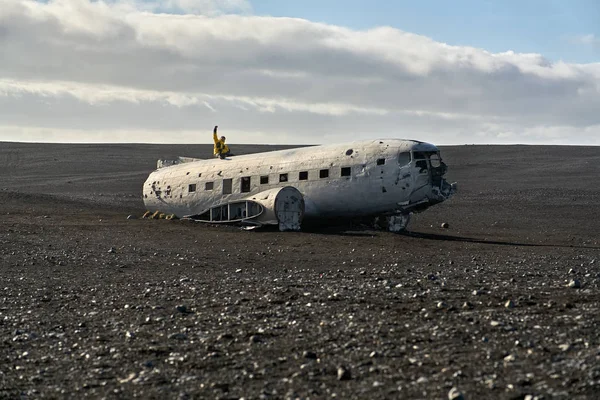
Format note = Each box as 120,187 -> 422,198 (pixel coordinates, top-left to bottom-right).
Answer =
183,186 -> 305,231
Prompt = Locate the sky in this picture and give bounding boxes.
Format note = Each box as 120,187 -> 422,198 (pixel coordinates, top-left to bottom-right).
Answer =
1,0 -> 599,145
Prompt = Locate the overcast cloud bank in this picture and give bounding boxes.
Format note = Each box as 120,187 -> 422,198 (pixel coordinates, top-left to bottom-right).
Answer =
1,0 -> 599,145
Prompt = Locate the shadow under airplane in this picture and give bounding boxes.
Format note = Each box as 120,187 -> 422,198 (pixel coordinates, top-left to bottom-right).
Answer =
399,231 -> 600,250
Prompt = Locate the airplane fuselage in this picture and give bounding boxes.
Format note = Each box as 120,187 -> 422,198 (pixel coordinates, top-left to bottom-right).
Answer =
143,139 -> 455,229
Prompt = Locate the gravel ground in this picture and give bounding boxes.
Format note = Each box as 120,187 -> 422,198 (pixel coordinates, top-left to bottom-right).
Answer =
1,142 -> 599,399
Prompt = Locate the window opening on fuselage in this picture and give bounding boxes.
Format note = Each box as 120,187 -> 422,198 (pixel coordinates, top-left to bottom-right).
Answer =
299,171 -> 308,180
223,179 -> 232,194
319,169 -> 329,178
260,175 -> 269,184
279,173 -> 288,182
416,159 -> 428,173
398,152 -> 410,166
241,176 -> 251,193
413,151 -> 439,173
341,167 -> 351,177
188,184 -> 196,193
377,158 -> 385,166
205,182 -> 214,190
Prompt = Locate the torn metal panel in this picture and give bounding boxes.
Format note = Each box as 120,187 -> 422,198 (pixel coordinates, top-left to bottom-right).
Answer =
183,187 -> 304,232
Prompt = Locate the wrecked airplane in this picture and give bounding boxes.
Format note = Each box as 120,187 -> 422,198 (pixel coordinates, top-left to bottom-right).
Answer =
142,139 -> 456,231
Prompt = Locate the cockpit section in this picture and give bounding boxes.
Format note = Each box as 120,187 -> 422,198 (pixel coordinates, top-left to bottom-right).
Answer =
412,150 -> 448,185
395,146 -> 456,214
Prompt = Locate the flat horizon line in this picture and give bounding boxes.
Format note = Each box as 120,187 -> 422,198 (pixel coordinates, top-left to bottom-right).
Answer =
1,140 -> 599,148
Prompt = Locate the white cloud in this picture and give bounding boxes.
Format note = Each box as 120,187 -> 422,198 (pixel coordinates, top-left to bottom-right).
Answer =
573,34 -> 600,46
0,0 -> 599,145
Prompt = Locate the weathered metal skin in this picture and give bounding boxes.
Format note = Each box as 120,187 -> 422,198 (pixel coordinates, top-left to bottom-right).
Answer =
142,139 -> 456,231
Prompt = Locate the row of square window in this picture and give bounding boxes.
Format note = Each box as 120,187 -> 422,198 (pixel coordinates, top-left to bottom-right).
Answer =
188,165 -> 359,193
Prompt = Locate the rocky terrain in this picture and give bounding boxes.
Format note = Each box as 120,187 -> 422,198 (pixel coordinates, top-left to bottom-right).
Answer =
1,142 -> 599,399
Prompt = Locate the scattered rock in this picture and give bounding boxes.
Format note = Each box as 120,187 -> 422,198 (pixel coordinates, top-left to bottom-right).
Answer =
169,333 -> 188,340
176,305 -> 190,314
218,333 -> 234,341
337,366 -> 352,381
448,387 -> 464,400
249,335 -> 262,344
505,300 -> 515,308
568,279 -> 581,289
503,354 -> 516,363
558,343 -> 571,352
441,222 -> 449,229
108,247 -> 116,253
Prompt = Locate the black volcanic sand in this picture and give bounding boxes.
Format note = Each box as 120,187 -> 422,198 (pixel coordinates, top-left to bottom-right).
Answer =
1,142 -> 599,399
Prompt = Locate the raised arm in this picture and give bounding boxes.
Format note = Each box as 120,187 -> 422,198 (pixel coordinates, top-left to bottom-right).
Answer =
213,125 -> 219,144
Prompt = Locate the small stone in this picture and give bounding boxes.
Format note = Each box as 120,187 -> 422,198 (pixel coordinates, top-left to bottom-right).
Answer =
437,301 -> 447,309
558,343 -> 571,352
503,354 -> 516,363
249,335 -> 262,343
176,305 -> 190,313
568,268 -> 576,274
127,215 -> 135,220
108,247 -> 116,253
472,289 -> 482,296
235,269 -> 242,273
448,387 -> 464,400
462,302 -> 473,309
169,333 -> 188,340
302,351 -> 317,359
568,279 -> 581,288
441,222 -> 449,229
218,333 -> 234,340
505,300 -> 514,308
490,320 -> 503,327
337,366 -> 352,381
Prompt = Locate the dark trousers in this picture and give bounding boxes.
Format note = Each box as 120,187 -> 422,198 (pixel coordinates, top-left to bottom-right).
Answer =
218,151 -> 234,159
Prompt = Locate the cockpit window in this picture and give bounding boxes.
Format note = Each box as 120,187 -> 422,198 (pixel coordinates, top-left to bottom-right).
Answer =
398,152 -> 410,166
413,150 -> 442,174
413,151 -> 441,166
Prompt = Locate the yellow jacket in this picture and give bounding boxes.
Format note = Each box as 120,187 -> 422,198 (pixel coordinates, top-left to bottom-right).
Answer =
213,131 -> 229,156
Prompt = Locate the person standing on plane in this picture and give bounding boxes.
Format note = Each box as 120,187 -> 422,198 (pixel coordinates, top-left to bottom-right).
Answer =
212,125 -> 234,159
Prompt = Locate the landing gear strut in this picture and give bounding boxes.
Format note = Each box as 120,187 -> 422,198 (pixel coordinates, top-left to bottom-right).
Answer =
374,213 -> 411,232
